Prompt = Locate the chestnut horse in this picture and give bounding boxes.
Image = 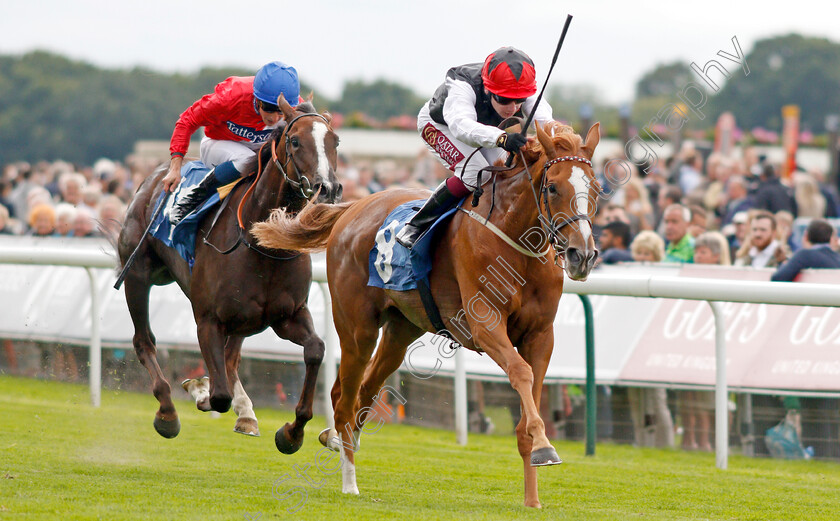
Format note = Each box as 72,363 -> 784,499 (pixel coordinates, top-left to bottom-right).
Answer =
252,121 -> 601,507
117,97 -> 340,454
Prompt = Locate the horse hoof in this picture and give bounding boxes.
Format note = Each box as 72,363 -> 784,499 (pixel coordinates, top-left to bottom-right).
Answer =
196,397 -> 212,412
153,416 -> 181,439
318,428 -> 331,448
209,395 -> 231,413
530,446 -> 562,466
275,423 -> 303,454
234,417 -> 260,437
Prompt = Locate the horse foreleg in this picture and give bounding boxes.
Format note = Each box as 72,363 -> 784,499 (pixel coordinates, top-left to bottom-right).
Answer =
196,320 -> 232,413
515,328 -> 557,509
224,336 -> 259,436
271,304 -> 325,454
474,326 -> 559,508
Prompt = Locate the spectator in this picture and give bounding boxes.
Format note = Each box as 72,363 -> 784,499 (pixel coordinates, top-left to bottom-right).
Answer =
27,203 -> 57,236
662,204 -> 694,263
793,173 -> 826,219
57,172 -> 87,206
599,221 -> 634,265
720,175 -> 754,226
734,211 -> 789,268
630,230 -> 665,263
0,204 -> 15,234
619,203 -> 677,452
693,230 -> 732,266
774,210 -> 799,252
679,231 -> 731,450
54,203 -> 77,237
622,177 -> 654,233
655,185 -> 683,232
810,168 -> 840,218
754,163 -> 796,215
72,207 -> 98,238
0,178 -> 15,218
771,219 -> 840,281
8,164 -> 35,219
97,195 -> 126,239
687,204 -> 708,239
724,210 -> 749,260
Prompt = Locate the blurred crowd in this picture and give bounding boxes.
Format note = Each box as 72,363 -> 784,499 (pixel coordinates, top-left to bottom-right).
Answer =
0,156 -> 162,238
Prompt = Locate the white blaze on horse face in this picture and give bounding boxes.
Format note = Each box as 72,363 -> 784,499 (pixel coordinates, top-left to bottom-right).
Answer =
312,121 -> 330,180
569,166 -> 592,243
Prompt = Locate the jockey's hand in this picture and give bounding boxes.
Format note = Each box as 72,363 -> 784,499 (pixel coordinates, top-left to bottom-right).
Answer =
162,156 -> 184,192
496,132 -> 528,152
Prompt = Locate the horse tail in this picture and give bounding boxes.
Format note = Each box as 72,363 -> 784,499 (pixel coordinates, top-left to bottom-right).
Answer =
251,201 -> 356,253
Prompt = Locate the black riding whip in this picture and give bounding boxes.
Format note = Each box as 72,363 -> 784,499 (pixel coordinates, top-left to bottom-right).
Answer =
505,14 -> 574,167
114,191 -> 169,290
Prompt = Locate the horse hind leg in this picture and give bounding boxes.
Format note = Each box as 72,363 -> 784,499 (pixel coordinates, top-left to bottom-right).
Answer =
330,308 -> 380,495
124,273 -> 180,438
224,336 -> 259,436
271,304 -> 325,454
353,315 -> 420,439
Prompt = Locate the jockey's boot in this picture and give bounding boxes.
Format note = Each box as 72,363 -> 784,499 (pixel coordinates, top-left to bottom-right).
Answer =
169,161 -> 240,225
396,180 -> 461,249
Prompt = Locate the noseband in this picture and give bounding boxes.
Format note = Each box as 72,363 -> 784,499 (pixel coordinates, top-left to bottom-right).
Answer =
271,112 -> 332,199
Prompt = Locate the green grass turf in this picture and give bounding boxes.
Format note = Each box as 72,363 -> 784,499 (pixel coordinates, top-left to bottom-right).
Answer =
1,375 -> 839,520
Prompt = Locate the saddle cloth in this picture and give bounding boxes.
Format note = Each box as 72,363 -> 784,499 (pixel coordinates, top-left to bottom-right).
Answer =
150,161 -> 236,268
367,198 -> 462,291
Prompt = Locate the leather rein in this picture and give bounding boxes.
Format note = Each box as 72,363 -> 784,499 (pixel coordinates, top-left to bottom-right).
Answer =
202,111 -> 331,260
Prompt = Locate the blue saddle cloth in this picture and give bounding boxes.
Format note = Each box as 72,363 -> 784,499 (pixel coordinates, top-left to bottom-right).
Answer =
367,199 -> 462,291
150,161 -> 223,268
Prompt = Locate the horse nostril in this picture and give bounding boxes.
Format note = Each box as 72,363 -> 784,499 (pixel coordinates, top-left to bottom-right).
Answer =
566,248 -> 581,265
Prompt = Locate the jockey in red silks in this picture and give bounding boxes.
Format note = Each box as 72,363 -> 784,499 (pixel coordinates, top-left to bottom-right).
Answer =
396,46 -> 554,249
163,61 -> 302,225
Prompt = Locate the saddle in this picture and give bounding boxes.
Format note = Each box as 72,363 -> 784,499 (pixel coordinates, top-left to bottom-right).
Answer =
150,161 -> 244,268
368,198 -> 465,339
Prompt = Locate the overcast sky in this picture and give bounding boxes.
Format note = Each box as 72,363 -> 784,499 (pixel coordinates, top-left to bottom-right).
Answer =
2,0 -> 838,105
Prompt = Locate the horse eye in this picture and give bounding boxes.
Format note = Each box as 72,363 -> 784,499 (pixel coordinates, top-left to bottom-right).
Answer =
547,184 -> 557,194
290,137 -> 300,147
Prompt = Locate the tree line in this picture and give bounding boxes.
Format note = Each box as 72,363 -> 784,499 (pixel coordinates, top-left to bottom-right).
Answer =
1,33 -> 838,164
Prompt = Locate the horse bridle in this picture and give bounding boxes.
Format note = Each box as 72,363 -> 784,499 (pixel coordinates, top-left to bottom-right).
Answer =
521,152 -> 595,263
271,112 -> 332,199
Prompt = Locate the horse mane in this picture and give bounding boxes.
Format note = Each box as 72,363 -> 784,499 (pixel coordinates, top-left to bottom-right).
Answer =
509,122 -> 583,172
526,121 -> 582,155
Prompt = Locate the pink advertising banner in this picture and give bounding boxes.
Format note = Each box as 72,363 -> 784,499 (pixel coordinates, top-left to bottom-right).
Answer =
619,265 -> 840,391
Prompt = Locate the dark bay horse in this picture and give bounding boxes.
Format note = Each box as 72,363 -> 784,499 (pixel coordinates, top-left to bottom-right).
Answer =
252,121 -> 601,507
117,96 -> 340,454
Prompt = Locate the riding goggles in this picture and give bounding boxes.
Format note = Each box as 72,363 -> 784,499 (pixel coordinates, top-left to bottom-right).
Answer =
258,100 -> 281,113
492,93 -> 528,105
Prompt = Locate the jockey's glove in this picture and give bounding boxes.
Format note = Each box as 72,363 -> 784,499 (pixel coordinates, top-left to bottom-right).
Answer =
496,132 -> 528,152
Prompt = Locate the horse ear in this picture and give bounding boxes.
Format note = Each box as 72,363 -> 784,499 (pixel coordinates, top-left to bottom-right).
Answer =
535,121 -> 556,156
321,111 -> 333,124
277,93 -> 296,121
306,91 -> 314,102
581,122 -> 601,160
